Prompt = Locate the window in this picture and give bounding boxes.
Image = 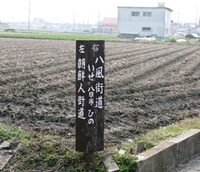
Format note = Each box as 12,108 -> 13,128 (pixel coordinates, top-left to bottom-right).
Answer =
142,27 -> 151,32
131,11 -> 140,16
143,12 -> 151,17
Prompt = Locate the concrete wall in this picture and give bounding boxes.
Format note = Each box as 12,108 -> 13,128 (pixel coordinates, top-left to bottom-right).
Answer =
136,129 -> 200,172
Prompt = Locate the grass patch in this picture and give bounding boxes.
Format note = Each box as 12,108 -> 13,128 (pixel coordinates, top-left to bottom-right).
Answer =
163,37 -> 200,44
114,153 -> 138,172
0,123 -> 29,142
0,124 -> 106,171
0,31 -> 119,41
1,117 -> 200,171
119,117 -> 200,152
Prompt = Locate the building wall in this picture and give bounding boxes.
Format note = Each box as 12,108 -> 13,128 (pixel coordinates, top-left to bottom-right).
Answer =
117,7 -> 172,38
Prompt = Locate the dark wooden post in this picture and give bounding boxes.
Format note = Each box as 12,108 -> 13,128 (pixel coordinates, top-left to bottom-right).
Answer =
76,40 -> 105,156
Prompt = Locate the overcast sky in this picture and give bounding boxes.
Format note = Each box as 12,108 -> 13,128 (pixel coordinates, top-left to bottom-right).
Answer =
0,0 -> 199,24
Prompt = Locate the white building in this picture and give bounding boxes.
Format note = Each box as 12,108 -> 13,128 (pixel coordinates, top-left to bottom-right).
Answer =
117,6 -> 173,38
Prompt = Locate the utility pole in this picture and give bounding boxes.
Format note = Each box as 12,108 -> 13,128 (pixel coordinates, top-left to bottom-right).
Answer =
87,15 -> 89,30
177,12 -> 179,23
98,12 -> 100,32
199,16 -> 200,25
28,1 -> 31,30
195,6 -> 198,25
73,13 -> 75,31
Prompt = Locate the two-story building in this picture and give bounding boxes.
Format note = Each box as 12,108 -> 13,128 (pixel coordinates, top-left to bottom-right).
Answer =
117,6 -> 173,38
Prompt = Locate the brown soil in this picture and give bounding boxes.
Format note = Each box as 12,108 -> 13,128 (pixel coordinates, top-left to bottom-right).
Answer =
0,38 -> 200,148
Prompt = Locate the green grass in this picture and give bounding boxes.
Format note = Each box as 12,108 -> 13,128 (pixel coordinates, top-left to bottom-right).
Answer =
1,31 -> 200,44
118,117 -> 200,152
0,123 -> 106,171
162,36 -> 200,44
0,117 -> 200,171
0,30 -> 119,40
114,153 -> 138,172
0,123 -> 28,141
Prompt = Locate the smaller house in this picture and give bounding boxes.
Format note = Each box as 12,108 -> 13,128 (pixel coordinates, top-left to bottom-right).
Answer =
100,18 -> 117,33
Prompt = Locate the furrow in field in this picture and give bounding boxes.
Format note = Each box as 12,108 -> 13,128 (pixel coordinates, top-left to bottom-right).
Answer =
0,83 -> 75,106
0,38 -> 74,51
0,61 -> 74,86
0,56 -> 72,77
106,75 -> 200,96
0,50 -> 71,68
183,58 -> 200,76
106,46 -> 187,75
107,87 -> 200,111
107,46 -> 199,89
105,41 -> 147,51
0,70 -> 75,105
106,43 -> 184,59
106,44 -> 168,61
133,47 -> 200,84
0,48 -> 69,59
106,46 -> 167,63
0,101 -> 76,136
107,43 -> 171,57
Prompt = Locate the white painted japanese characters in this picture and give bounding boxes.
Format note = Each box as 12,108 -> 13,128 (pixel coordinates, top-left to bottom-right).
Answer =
76,40 -> 105,152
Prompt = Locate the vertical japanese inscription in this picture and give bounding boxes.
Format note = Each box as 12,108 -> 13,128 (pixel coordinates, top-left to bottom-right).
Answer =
76,40 -> 105,152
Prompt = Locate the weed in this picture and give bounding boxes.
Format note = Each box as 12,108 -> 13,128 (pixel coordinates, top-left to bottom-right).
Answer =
114,153 -> 137,172
0,124 -> 28,142
165,37 -> 177,43
179,112 -> 189,118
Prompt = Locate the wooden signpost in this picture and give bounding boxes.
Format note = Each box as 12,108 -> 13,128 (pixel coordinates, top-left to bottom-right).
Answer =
76,40 -> 105,155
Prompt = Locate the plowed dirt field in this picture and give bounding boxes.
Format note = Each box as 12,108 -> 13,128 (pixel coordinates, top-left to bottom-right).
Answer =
0,38 -> 200,147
